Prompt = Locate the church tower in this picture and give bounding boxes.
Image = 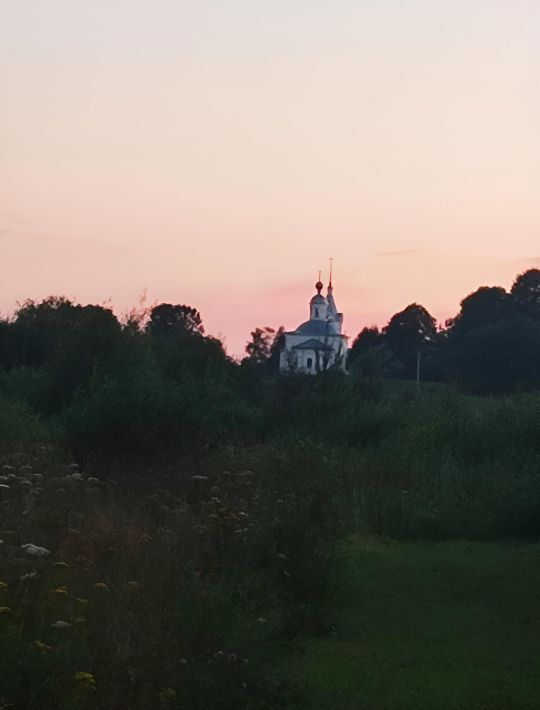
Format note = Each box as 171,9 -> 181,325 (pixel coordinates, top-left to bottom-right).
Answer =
279,270 -> 348,374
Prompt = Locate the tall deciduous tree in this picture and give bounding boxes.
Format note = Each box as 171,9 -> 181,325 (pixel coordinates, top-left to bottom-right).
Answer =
446,286 -> 510,340
245,327 -> 276,363
147,304 -> 204,338
147,303 -> 227,377
348,326 -> 384,366
458,316 -> 540,394
384,303 -> 437,377
511,269 -> 540,318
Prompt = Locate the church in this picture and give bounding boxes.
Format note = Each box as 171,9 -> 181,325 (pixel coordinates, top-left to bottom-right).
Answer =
279,273 -> 348,374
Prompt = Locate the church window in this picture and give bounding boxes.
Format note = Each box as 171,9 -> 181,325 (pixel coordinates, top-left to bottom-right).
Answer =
306,357 -> 313,369
315,308 -> 319,317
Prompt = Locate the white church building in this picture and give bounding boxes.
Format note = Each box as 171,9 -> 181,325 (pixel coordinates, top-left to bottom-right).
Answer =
279,275 -> 348,374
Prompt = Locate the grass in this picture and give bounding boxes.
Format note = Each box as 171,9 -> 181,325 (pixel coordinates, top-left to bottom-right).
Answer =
294,535 -> 540,710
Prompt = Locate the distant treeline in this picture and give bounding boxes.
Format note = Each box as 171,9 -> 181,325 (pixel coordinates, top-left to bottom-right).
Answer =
349,268 -> 540,393
0,268 -> 539,459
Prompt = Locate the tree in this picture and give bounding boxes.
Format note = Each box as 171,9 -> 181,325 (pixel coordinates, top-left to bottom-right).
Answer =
147,304 -> 228,377
245,327 -> 277,364
458,316 -> 540,394
446,286 -> 510,340
511,269 -> 540,319
3,297 -> 125,410
146,304 -> 204,338
383,303 -> 437,378
348,326 -> 384,366
268,326 -> 285,372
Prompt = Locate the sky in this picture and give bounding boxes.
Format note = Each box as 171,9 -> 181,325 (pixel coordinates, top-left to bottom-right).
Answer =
1,1 -> 539,355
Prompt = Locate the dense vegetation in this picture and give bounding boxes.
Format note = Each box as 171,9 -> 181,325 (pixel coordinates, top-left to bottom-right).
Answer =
349,268 -> 540,394
1,271 -> 540,708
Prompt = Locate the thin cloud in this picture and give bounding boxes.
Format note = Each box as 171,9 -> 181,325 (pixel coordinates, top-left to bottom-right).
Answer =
377,249 -> 419,257
0,229 -> 81,245
521,256 -> 540,265
0,211 -> 29,225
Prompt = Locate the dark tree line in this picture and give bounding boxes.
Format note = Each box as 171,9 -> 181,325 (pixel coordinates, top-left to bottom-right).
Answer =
348,269 -> 540,393
1,266 -> 540,442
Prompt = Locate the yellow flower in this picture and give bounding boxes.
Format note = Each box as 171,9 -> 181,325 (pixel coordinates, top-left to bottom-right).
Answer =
52,586 -> 69,596
0,606 -> 11,614
0,581 -> 8,591
93,582 -> 108,590
35,640 -> 53,654
53,561 -> 69,569
126,581 -> 140,591
159,688 -> 177,702
73,671 -> 96,688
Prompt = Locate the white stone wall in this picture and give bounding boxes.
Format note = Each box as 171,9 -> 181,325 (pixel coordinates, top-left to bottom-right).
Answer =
280,333 -> 348,374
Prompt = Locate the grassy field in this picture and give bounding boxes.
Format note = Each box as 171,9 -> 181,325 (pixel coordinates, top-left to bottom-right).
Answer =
294,536 -> 540,710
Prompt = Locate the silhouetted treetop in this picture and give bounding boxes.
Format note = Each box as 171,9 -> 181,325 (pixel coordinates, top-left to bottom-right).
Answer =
447,286 -> 509,340
147,304 -> 204,338
349,326 -> 384,365
511,269 -> 540,318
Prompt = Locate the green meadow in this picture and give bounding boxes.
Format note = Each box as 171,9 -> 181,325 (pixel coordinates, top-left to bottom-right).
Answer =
295,537 -> 540,710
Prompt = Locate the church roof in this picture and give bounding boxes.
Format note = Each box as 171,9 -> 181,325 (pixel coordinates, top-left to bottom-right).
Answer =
294,319 -> 340,336
291,338 -> 332,350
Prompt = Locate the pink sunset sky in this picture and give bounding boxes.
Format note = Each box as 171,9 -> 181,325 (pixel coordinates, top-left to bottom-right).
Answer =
1,1 -> 539,356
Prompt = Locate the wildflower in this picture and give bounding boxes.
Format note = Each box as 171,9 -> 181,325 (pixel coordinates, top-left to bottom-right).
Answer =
76,597 -> 89,607
52,586 -> 69,596
256,617 -> 267,623
51,620 -> 71,628
0,581 -> 8,591
21,543 -> 51,557
53,561 -> 69,569
35,640 -> 53,654
158,688 -> 177,702
93,582 -> 108,590
20,571 -> 38,581
126,581 -> 140,591
73,671 -> 96,688
65,472 -> 83,482
0,607 -> 12,615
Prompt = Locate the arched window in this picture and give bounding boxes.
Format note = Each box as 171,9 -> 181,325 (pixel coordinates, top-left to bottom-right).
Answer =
315,308 -> 319,317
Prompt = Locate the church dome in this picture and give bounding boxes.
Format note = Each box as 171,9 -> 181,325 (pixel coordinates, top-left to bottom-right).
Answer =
296,319 -> 339,335
310,294 -> 327,305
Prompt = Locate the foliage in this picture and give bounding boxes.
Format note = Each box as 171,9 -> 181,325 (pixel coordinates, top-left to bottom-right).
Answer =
511,268 -> 540,318
3,287 -> 540,707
